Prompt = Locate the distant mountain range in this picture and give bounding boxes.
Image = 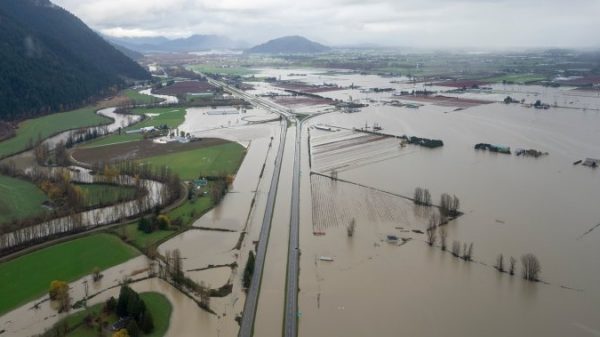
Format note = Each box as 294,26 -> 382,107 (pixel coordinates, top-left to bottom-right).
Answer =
0,0 -> 149,120
247,36 -> 331,54
106,34 -> 331,55
105,34 -> 248,53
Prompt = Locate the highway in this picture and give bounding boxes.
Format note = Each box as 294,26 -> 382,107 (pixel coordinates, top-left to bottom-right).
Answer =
283,117 -> 301,337
204,74 -> 301,337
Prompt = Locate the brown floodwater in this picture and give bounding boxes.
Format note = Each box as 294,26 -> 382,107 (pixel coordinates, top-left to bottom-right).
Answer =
284,70 -> 600,337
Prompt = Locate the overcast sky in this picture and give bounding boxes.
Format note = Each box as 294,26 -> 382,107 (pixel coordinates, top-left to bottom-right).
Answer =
53,0 -> 600,48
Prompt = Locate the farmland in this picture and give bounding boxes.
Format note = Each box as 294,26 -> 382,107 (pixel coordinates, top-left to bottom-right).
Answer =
0,233 -> 139,315
0,175 -> 47,224
140,142 -> 245,180
0,107 -> 111,158
83,107 -> 186,148
123,88 -> 164,105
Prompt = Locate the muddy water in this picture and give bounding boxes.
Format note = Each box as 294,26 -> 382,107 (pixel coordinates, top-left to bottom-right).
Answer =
253,126 -> 296,337
289,71 -> 600,336
0,255 -> 150,336
139,88 -> 179,105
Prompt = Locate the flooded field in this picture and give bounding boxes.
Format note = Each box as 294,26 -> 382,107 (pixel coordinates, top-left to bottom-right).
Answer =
247,68 -> 600,337
3,65 -> 600,337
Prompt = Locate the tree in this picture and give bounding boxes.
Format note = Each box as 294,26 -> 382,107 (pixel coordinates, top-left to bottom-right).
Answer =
126,320 -> 140,337
156,215 -> 171,230
439,227 -> 448,251
92,267 -> 102,282
347,218 -> 356,237
172,249 -> 183,283
426,215 -> 438,246
49,280 -> 70,312
413,187 -> 431,206
105,297 -> 117,313
451,240 -> 461,257
112,329 -> 130,337
140,310 -> 155,333
243,251 -> 256,289
117,286 -> 131,317
509,256 -> 516,275
521,253 -> 541,281
496,254 -> 504,272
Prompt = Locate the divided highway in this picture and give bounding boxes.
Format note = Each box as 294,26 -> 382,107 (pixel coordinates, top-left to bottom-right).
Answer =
203,74 -> 301,337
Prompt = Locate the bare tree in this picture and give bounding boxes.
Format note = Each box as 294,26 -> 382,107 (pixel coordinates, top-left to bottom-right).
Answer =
462,242 -> 474,261
495,254 -> 504,272
426,215 -> 438,246
521,253 -> 541,281
451,240 -> 461,257
439,227 -> 448,251
413,187 -> 432,206
509,256 -> 516,275
346,218 -> 356,237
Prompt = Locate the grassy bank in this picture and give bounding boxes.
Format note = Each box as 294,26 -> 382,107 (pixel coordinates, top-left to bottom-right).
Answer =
0,107 -> 111,158
0,233 -> 139,315
0,175 -> 48,224
140,142 -> 245,180
49,292 -> 171,337
83,107 -> 186,148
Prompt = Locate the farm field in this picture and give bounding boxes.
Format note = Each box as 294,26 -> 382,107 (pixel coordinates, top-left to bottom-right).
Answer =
483,73 -> 547,83
83,107 -> 186,148
0,233 -> 139,315
0,107 -> 111,159
123,88 -> 164,105
187,64 -> 257,76
140,142 -> 245,180
0,175 -> 47,224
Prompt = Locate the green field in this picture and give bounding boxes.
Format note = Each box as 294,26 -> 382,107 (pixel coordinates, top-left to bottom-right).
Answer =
123,89 -> 164,105
0,107 -> 111,159
483,73 -> 547,84
0,233 -> 139,315
168,195 -> 214,227
83,107 -> 186,148
50,292 -> 171,337
0,175 -> 48,224
118,187 -> 214,250
121,223 -> 175,250
140,142 -> 246,180
76,184 -> 137,207
187,64 -> 256,76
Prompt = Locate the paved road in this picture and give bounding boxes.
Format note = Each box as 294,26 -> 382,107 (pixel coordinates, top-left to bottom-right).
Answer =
203,75 -> 293,337
283,117 -> 302,337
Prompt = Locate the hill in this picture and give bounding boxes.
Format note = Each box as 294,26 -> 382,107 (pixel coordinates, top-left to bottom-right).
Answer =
247,35 -> 331,54
106,34 -> 247,53
0,0 -> 149,120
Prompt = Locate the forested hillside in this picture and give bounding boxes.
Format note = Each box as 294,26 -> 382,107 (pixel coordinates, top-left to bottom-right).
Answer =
0,0 -> 150,120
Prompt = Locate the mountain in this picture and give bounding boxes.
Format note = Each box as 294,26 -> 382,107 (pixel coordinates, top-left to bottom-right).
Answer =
110,42 -> 145,61
105,34 -> 248,53
0,0 -> 149,120
247,36 -> 331,54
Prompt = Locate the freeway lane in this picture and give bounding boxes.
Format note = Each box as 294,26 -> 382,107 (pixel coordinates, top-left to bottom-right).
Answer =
203,74 -> 302,337
283,117 -> 302,337
203,74 -> 292,337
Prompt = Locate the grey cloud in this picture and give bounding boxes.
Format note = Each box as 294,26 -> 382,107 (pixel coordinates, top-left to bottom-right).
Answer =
53,0 -> 600,48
